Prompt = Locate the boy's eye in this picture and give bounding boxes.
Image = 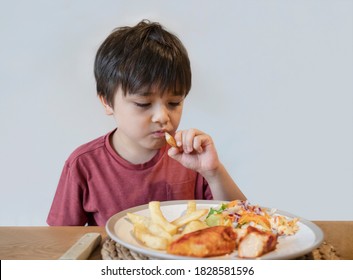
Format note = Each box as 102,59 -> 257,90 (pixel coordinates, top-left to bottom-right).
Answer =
135,102 -> 151,108
169,102 -> 182,107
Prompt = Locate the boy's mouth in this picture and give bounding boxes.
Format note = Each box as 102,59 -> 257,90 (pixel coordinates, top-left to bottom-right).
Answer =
152,130 -> 167,138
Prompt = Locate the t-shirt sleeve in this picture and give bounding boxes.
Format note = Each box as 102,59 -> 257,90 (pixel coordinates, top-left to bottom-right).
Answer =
46,161 -> 88,226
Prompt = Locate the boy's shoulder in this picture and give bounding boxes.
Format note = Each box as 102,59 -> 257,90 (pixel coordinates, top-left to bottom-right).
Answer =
65,131 -> 112,165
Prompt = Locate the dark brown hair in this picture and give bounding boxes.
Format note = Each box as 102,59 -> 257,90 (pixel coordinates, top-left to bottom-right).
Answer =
94,20 -> 192,106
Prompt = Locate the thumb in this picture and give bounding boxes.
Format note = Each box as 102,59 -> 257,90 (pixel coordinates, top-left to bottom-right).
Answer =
167,147 -> 182,160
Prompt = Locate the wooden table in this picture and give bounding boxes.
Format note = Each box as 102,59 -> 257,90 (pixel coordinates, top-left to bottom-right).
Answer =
0,226 -> 107,260
0,221 -> 352,260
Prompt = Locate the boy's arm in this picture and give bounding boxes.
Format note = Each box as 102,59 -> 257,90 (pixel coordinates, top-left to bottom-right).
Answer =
167,128 -> 246,201
200,163 -> 246,201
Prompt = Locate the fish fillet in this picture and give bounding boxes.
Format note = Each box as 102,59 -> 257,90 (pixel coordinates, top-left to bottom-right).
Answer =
167,226 -> 237,257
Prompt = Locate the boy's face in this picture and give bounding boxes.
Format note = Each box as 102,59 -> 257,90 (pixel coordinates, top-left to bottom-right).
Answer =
101,86 -> 185,153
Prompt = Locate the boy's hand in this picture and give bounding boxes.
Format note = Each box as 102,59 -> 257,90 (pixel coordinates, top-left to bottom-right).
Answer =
167,128 -> 221,175
167,128 -> 247,201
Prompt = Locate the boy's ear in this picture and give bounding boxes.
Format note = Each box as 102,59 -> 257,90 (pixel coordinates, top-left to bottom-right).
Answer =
99,96 -> 114,115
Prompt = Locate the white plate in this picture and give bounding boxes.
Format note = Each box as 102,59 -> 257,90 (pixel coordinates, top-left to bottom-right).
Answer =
105,200 -> 324,260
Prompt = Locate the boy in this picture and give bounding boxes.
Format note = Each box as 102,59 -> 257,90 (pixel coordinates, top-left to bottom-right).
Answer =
47,20 -> 246,226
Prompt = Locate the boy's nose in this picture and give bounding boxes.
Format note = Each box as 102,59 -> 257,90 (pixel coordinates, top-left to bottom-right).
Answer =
151,105 -> 169,124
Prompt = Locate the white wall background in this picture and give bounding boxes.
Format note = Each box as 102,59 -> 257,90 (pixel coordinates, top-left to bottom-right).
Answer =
0,0 -> 352,225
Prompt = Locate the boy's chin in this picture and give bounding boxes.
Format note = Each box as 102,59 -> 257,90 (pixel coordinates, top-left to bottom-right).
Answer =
149,141 -> 167,150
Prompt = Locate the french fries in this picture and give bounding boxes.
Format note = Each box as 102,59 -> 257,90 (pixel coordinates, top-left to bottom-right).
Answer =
126,212 -> 151,227
133,224 -> 169,250
127,212 -> 172,240
186,200 -> 196,214
149,201 -> 178,235
181,220 -> 208,235
165,132 -> 177,147
127,200 -> 209,250
172,209 -> 208,228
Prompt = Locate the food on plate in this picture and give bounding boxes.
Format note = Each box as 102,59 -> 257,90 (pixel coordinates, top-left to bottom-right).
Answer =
181,220 -> 208,235
167,226 -> 237,257
165,132 -> 177,147
127,201 -> 208,250
126,200 -> 299,258
149,201 -> 178,234
237,226 -> 278,258
126,212 -> 151,227
168,225 -> 278,258
133,224 -> 170,250
206,200 -> 299,236
238,213 -> 272,232
172,208 -> 208,228
271,215 -> 299,236
185,200 -> 197,214
127,212 -> 172,250
127,212 -> 172,240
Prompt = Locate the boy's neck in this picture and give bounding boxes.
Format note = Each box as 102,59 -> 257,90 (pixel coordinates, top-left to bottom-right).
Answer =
110,130 -> 159,165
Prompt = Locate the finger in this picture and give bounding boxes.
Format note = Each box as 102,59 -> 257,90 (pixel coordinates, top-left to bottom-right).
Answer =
167,147 -> 184,164
181,130 -> 190,153
167,146 -> 180,157
193,135 -> 204,153
174,131 -> 183,147
174,130 -> 189,152
183,129 -> 199,153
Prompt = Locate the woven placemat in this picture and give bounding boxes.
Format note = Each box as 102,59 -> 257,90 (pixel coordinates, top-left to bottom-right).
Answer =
101,237 -> 340,260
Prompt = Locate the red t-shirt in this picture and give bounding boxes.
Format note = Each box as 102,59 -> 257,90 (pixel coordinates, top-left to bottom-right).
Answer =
47,129 -> 213,226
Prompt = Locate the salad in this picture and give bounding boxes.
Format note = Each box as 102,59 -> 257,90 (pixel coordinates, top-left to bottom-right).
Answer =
206,200 -> 299,236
